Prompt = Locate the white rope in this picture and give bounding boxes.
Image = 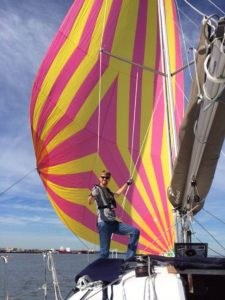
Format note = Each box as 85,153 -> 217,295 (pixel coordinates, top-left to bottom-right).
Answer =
129,71 -> 139,175
120,72 -> 139,215
207,0 -> 225,15
120,88 -> 163,215
47,252 -> 63,300
183,0 -> 206,18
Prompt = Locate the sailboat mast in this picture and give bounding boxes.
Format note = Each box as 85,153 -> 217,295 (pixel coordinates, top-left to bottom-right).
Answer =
158,0 -> 178,157
158,0 -> 179,244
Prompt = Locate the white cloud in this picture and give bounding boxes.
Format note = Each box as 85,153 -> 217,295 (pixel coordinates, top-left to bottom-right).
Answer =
0,214 -> 62,226
1,203 -> 52,212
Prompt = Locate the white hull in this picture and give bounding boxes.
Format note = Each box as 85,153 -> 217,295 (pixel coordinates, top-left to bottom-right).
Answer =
68,267 -> 185,300
66,255 -> 225,300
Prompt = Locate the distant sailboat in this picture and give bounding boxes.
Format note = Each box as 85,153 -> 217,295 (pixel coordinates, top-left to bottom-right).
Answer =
30,0 -> 225,299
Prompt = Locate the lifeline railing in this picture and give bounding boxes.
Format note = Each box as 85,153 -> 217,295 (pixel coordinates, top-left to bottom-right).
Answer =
1,255 -> 9,300
0,252 -> 63,300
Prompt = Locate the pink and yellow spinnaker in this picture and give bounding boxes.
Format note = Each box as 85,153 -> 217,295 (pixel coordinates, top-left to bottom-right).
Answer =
30,0 -> 184,254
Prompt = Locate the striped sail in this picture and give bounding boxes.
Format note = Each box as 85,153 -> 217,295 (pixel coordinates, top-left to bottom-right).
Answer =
30,0 -> 184,254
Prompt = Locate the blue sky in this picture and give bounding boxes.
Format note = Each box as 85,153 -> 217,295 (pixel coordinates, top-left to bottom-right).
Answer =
0,0 -> 225,254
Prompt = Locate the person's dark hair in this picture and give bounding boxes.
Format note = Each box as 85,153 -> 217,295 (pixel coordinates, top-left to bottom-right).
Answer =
101,170 -> 111,178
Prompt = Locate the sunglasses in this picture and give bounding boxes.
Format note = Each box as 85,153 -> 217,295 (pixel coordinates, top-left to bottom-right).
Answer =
101,176 -> 110,180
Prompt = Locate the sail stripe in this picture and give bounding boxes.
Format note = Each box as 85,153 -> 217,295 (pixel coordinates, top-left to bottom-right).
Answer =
95,82 -> 169,249
128,0 -> 148,160
39,79 -> 118,167
30,0 -> 85,125
44,171 -> 166,251
36,1 -> 122,161
136,2 -> 170,245
31,0 -> 87,141
45,180 -> 165,252
43,173 -> 91,188
149,17 -> 175,246
151,69 -> 173,245
86,78 -> 168,249
31,0 -> 184,254
52,200 -> 162,254
136,159 -> 172,249
35,1 -> 103,154
172,0 -> 184,131
96,140 -> 168,247
98,144 -> 169,251
139,3 -> 171,246
42,159 -> 168,251
49,195 -> 100,245
49,178 -> 167,252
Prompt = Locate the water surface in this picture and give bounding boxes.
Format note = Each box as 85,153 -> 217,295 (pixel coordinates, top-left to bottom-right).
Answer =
0,253 -> 99,300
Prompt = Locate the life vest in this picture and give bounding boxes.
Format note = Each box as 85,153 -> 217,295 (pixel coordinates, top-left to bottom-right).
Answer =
95,185 -> 117,210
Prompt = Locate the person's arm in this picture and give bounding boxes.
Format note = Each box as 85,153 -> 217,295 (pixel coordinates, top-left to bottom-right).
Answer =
88,186 -> 98,205
88,193 -> 95,205
114,179 -> 133,197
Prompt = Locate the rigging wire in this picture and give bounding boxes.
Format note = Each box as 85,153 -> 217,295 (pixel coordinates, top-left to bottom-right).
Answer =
173,80 -> 189,126
175,0 -> 193,81
165,1 -> 195,56
178,8 -> 199,29
183,0 -> 206,18
0,168 -> 36,197
193,216 -> 225,253
175,81 -> 190,105
207,0 -> 225,15
203,207 -> 225,226
0,167 -> 92,251
190,224 -> 225,257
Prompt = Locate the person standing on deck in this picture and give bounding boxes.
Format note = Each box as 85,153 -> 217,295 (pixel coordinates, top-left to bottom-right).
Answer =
88,170 -> 140,260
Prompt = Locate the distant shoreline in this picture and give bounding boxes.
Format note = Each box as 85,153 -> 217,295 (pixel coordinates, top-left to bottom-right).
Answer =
0,249 -> 98,254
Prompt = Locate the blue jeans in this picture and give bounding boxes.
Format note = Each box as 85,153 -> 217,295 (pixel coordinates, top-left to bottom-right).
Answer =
97,221 -> 140,260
